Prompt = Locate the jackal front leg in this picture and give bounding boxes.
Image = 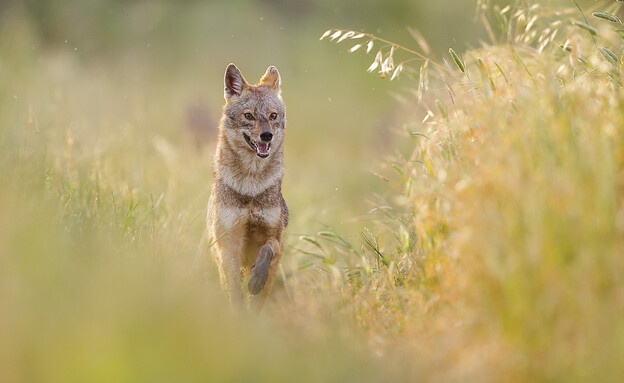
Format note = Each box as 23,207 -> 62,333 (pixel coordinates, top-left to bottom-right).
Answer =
212,223 -> 246,306
250,237 -> 284,311
249,238 -> 283,295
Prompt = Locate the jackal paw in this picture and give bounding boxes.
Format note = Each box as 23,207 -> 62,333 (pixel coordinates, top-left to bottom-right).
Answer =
248,245 -> 274,295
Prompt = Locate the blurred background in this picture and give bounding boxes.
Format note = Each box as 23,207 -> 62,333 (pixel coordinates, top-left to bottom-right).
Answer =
1,0 -> 582,227
1,0 -> 493,228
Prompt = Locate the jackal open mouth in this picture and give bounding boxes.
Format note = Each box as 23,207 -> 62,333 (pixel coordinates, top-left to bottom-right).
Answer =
243,133 -> 270,158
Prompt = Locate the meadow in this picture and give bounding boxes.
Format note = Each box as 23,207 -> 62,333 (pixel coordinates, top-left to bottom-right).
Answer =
1,0 -> 624,382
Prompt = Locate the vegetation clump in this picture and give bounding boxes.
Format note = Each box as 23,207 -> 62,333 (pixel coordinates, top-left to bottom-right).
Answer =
314,1 -> 624,380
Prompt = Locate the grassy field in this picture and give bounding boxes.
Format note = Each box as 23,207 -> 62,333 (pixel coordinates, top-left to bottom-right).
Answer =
2,0 -> 624,382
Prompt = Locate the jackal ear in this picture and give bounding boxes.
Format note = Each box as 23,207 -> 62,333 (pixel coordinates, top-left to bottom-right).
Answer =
259,66 -> 280,92
224,63 -> 249,100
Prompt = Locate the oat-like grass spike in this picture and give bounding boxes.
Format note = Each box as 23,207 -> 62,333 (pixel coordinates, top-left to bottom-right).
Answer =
320,28 -> 446,80
449,48 -> 466,73
573,21 -> 598,36
319,29 -> 332,40
348,44 -> 362,53
329,30 -> 342,41
337,31 -> 355,43
390,64 -> 403,80
592,12 -> 622,24
599,47 -> 619,64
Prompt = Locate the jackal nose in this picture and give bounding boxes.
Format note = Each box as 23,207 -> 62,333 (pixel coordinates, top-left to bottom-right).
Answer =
260,131 -> 273,142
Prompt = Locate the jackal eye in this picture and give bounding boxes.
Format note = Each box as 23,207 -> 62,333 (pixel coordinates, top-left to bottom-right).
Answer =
269,112 -> 277,120
244,113 -> 254,120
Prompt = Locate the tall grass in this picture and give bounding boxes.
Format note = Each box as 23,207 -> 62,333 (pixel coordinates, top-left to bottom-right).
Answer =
310,1 -> 624,381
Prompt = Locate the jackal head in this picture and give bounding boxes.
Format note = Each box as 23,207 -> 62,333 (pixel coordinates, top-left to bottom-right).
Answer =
222,63 -> 285,159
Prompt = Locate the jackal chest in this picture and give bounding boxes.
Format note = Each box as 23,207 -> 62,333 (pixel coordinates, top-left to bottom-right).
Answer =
212,178 -> 284,231
219,205 -> 281,229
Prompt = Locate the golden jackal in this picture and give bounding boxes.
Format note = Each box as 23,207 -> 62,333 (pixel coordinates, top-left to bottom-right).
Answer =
207,63 -> 288,308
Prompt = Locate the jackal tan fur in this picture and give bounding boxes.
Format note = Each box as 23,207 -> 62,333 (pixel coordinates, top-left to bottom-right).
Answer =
207,63 -> 288,308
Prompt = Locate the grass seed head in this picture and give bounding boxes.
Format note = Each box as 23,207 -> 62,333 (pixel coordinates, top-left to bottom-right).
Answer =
449,48 -> 466,72
572,21 -> 598,36
320,29 -> 332,40
592,12 -> 622,24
